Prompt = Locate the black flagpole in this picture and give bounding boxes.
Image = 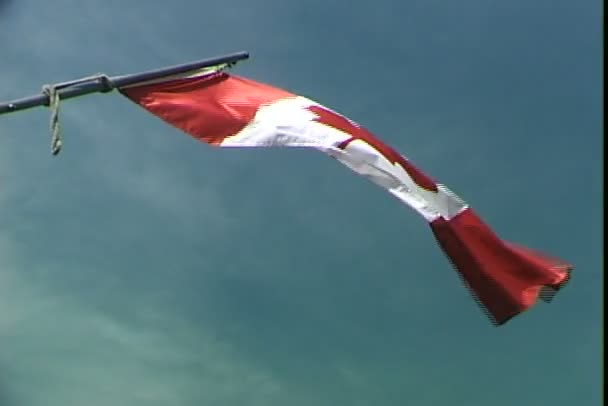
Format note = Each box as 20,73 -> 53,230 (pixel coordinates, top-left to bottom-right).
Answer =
0,51 -> 249,116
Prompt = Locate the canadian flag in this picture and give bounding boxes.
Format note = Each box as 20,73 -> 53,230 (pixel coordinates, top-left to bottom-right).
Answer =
120,68 -> 571,325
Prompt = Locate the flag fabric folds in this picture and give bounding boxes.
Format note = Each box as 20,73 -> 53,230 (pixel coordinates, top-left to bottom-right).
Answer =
120,68 -> 571,325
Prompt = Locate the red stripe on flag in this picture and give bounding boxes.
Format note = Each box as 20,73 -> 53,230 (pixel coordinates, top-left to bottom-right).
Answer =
121,72 -> 292,145
430,208 -> 571,325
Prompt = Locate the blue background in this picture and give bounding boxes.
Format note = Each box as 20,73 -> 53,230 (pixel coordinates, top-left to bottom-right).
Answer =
0,1 -> 602,405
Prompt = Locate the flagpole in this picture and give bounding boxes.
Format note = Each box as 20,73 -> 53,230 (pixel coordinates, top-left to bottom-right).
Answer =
0,51 -> 249,116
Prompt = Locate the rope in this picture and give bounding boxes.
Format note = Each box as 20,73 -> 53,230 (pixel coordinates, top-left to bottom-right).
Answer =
42,84 -> 62,156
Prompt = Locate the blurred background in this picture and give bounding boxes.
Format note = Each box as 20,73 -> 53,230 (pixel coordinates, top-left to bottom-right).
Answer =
0,1 -> 602,405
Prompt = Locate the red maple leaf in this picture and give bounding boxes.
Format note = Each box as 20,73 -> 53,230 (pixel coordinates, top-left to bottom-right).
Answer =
306,105 -> 437,192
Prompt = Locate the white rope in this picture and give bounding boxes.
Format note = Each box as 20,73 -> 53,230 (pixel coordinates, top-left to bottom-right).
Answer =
42,84 -> 62,156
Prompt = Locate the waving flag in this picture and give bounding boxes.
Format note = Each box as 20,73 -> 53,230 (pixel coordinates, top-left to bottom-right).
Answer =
119,67 -> 571,325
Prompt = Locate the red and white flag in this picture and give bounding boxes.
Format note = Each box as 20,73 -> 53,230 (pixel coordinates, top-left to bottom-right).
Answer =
120,67 -> 571,325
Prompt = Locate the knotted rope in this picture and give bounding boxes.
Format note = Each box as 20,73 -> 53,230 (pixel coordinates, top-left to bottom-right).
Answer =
42,83 -> 62,155
41,74 -> 112,156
